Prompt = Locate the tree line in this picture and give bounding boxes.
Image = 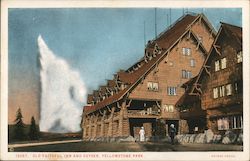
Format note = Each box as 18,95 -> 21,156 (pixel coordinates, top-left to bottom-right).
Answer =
13,107 -> 40,141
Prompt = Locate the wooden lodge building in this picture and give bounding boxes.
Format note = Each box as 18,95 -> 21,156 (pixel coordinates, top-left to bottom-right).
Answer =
81,13 -> 217,141
176,23 -> 243,134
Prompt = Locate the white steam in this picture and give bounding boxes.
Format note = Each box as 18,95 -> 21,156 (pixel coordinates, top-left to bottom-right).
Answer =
38,35 -> 87,133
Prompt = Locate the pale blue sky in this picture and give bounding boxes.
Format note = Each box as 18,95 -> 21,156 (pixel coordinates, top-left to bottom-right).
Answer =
8,8 -> 242,123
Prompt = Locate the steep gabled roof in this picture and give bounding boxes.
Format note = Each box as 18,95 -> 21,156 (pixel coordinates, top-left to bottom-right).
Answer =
84,13 -> 216,114
187,22 -> 242,95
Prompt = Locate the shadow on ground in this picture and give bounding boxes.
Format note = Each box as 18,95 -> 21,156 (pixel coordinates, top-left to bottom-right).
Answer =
12,141 -> 243,152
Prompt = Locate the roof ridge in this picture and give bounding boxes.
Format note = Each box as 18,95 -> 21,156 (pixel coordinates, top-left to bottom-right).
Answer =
153,13 -> 198,41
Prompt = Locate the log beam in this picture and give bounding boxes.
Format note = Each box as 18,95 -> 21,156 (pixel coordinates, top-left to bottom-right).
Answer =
204,65 -> 211,77
213,44 -> 221,56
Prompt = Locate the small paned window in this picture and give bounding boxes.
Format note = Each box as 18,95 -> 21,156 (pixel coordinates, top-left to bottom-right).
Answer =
229,115 -> 243,129
182,48 -> 191,56
147,82 -> 158,91
219,85 -> 225,97
221,58 -> 227,69
182,70 -> 192,79
182,70 -> 186,78
163,105 -> 174,112
167,87 -> 177,95
190,59 -> 195,67
213,87 -> 218,99
217,117 -> 229,130
237,51 -> 243,63
187,71 -> 192,78
234,81 -> 243,94
152,82 -> 159,91
226,84 -> 232,96
147,82 -> 153,90
215,60 -> 220,71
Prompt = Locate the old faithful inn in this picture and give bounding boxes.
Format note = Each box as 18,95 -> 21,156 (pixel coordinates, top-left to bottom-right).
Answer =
81,13 -> 237,141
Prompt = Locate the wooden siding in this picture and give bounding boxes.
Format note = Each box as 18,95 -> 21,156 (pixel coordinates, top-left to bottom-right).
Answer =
201,35 -> 243,110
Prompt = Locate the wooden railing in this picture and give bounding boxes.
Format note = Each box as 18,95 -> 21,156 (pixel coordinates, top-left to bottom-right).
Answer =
127,109 -> 160,118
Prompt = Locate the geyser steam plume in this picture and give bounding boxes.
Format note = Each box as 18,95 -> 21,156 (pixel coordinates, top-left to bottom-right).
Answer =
38,35 -> 87,133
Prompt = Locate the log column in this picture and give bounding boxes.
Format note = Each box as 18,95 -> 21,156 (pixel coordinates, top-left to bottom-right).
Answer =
93,114 -> 98,138
100,110 -> 106,137
118,101 -> 130,137
107,107 -> 115,137
82,113 -> 87,139
88,115 -> 93,139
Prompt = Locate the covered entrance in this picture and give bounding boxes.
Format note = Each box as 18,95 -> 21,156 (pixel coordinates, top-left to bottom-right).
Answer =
129,118 -> 156,141
166,120 -> 179,135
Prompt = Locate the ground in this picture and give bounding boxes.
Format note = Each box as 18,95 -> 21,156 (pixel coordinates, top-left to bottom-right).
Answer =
11,141 -> 243,152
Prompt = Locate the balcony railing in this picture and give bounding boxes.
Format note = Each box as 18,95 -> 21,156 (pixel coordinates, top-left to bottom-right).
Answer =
127,109 -> 160,118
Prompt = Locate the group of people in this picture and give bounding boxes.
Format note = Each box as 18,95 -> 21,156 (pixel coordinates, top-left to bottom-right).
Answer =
139,124 -> 176,144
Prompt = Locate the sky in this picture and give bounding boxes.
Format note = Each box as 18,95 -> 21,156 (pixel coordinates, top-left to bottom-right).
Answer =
8,8 -> 242,124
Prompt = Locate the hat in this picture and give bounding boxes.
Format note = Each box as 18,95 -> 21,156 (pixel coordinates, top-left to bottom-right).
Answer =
141,127 -> 144,129
170,124 -> 174,128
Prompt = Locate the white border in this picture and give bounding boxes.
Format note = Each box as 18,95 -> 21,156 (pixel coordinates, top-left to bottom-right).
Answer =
1,0 -> 249,161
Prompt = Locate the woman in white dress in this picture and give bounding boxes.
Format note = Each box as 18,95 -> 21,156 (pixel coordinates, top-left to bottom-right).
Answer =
139,127 -> 145,141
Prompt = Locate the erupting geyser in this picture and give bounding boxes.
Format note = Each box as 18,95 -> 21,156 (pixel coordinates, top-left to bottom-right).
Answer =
38,35 -> 87,133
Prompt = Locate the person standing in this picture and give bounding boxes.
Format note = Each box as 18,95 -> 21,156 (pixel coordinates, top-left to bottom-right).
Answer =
139,127 -> 145,142
169,124 -> 176,145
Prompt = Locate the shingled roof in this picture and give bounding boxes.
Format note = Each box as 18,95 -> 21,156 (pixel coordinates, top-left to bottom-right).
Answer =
84,13 -> 215,114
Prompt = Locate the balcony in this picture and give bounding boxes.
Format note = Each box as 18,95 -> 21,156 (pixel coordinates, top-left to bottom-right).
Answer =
127,108 -> 160,118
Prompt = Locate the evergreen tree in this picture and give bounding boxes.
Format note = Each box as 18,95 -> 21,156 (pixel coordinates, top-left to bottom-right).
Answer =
28,116 -> 39,140
14,108 -> 26,140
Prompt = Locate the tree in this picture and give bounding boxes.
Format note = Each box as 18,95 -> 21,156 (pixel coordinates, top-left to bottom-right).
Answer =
28,116 -> 39,140
14,108 -> 26,140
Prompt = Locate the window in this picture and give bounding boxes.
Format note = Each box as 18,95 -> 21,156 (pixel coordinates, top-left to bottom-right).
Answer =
147,82 -> 153,90
182,47 -> 191,56
226,84 -> 232,96
152,82 -> 159,91
237,51 -> 243,63
163,105 -> 174,112
219,85 -> 225,97
221,58 -> 227,69
234,81 -> 243,94
182,70 -> 192,79
217,117 -> 229,130
218,116 -> 243,130
215,60 -> 220,71
215,58 -> 227,71
167,87 -> 177,95
190,59 -> 195,67
213,87 -> 218,99
229,115 -> 243,129
187,71 -> 192,78
182,70 -> 186,78
147,82 -> 158,91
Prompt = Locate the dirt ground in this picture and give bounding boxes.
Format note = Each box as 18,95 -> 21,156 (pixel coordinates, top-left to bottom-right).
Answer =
12,141 -> 243,152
